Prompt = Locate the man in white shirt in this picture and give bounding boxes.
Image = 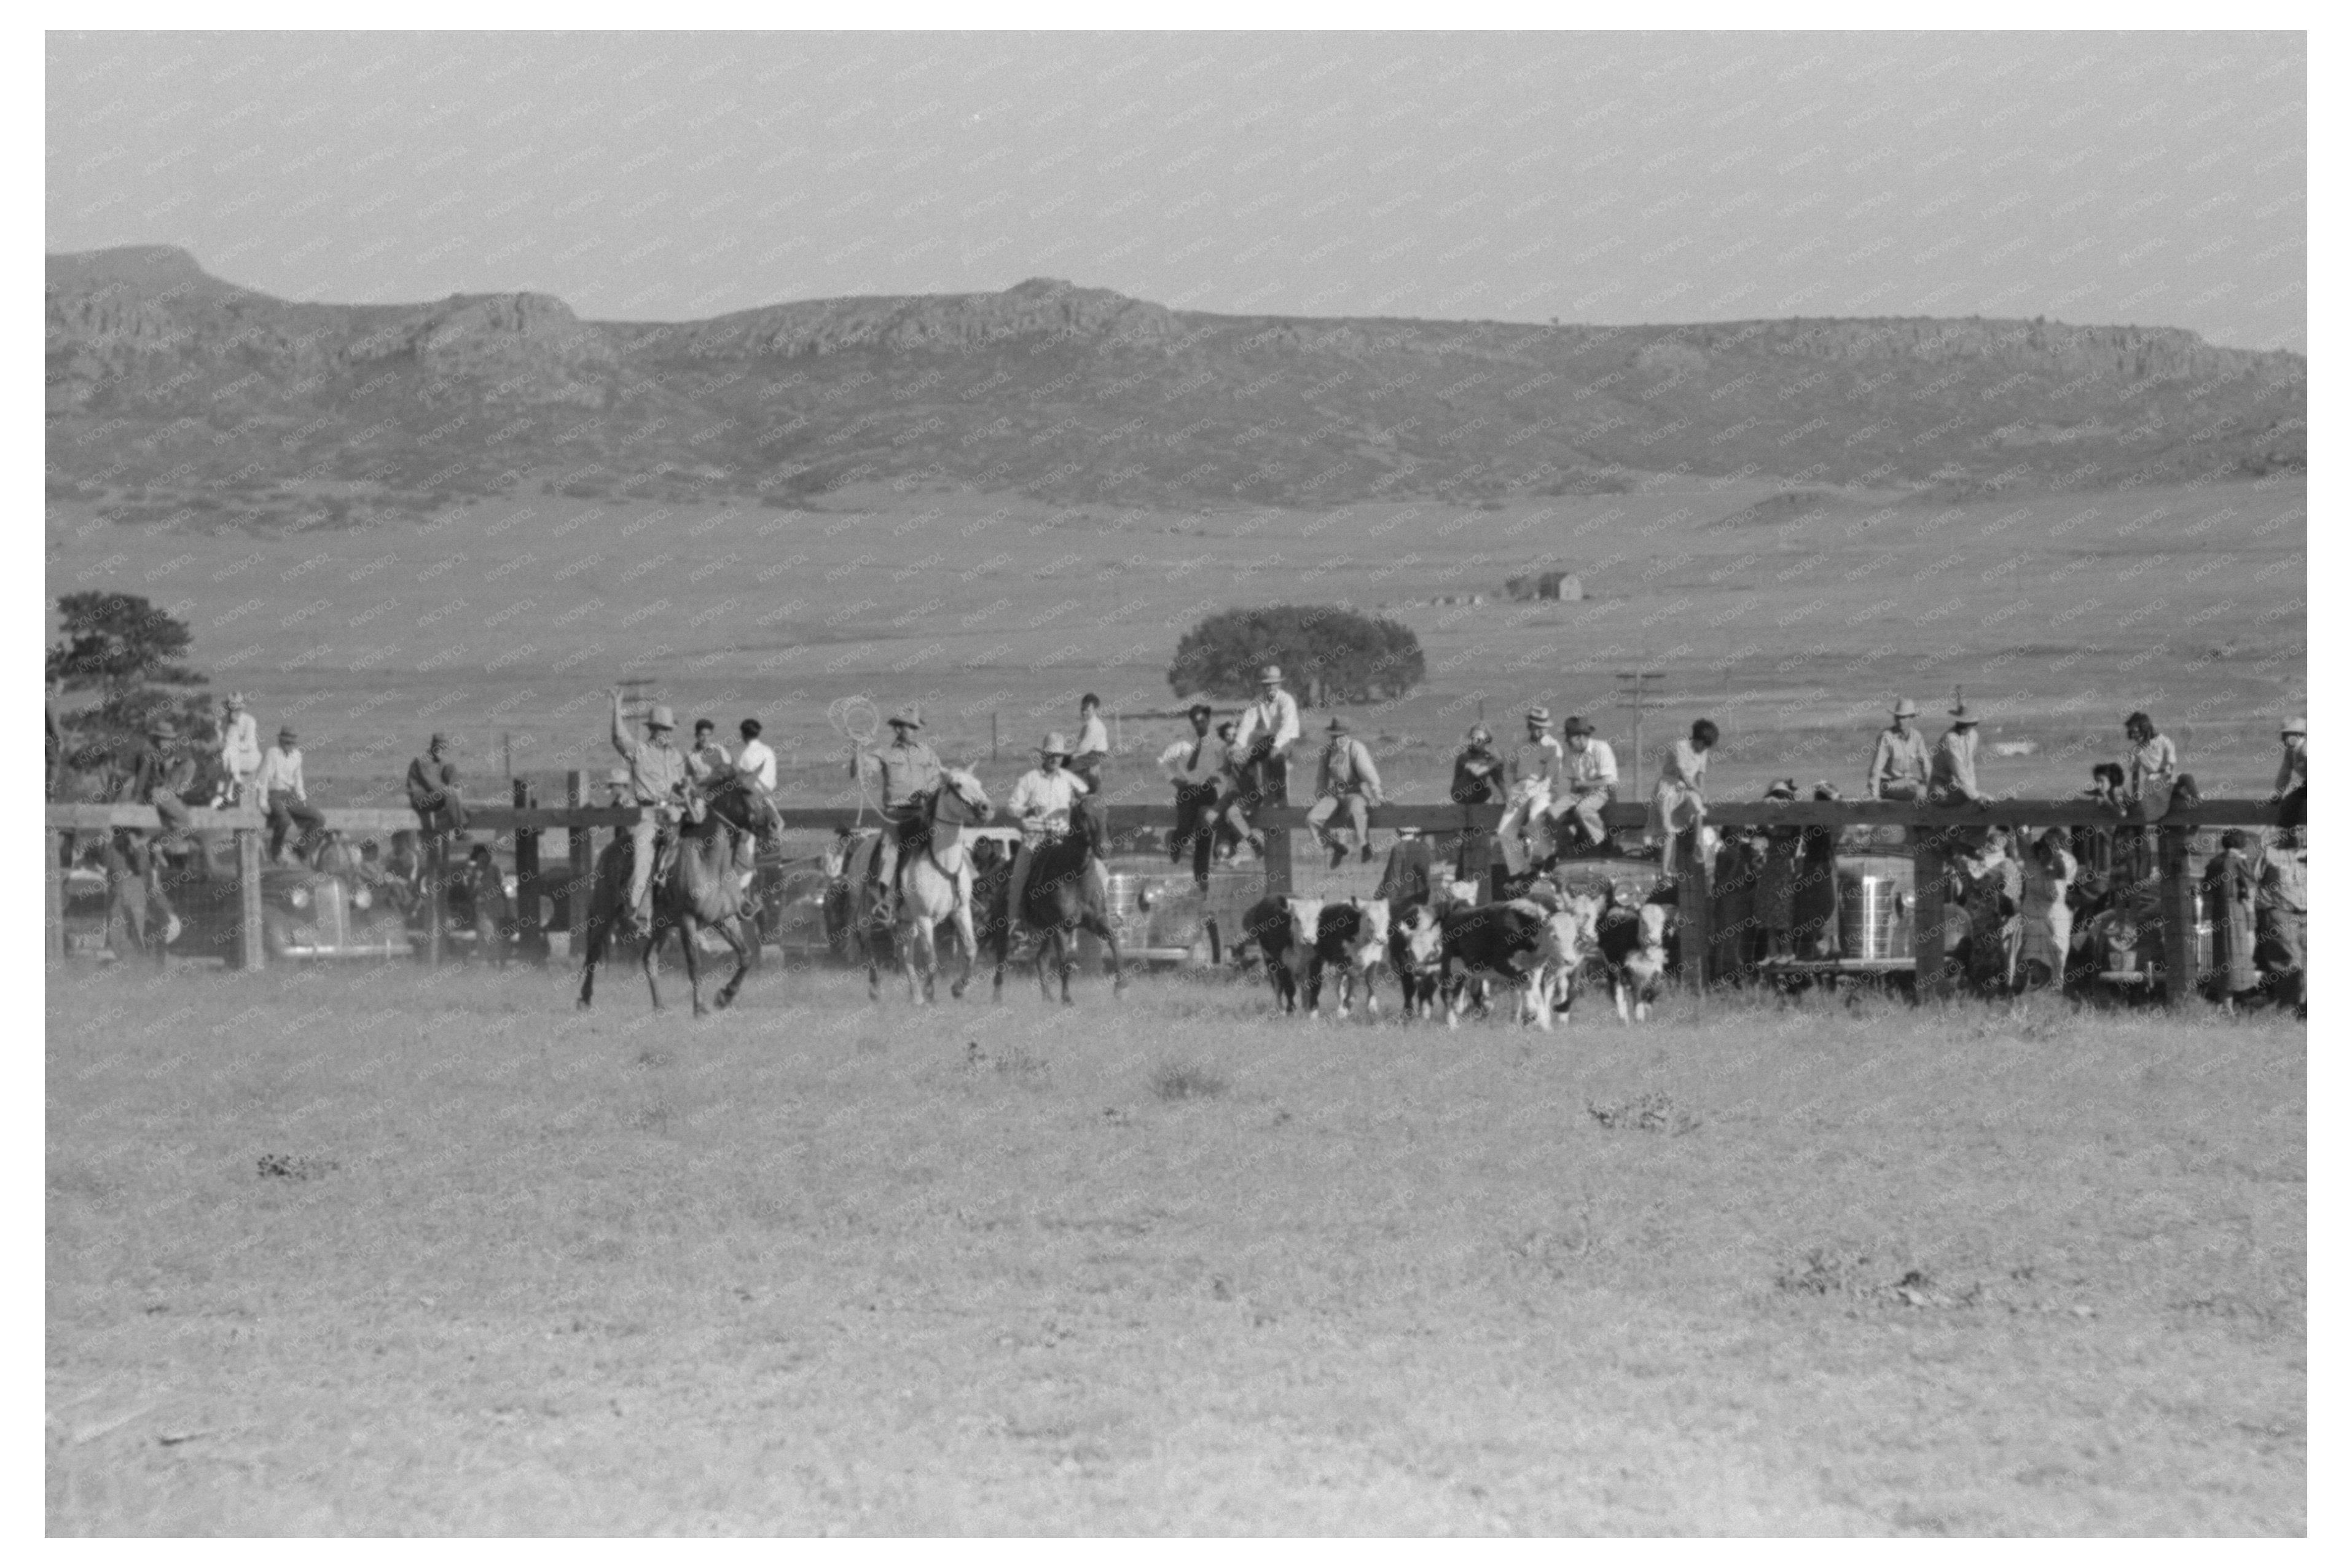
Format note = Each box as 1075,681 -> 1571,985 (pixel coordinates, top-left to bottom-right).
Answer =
1071,693 -> 1112,794
1004,734 -> 1092,925
730,717 -> 780,895
1546,715 -> 1619,856
1229,664 -> 1302,852
219,692 -> 262,806
686,719 -> 732,787
1158,701 -> 1228,886
256,724 -> 324,863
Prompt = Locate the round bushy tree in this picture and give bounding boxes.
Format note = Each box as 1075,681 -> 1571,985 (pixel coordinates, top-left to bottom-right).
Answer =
1167,604 -> 1424,706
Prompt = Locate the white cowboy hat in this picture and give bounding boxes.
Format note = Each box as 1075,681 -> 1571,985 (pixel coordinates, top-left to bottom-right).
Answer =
889,705 -> 923,730
1892,697 -> 1919,718
2283,716 -> 2307,735
1038,732 -> 1072,757
1257,665 -> 1284,684
645,705 -> 676,731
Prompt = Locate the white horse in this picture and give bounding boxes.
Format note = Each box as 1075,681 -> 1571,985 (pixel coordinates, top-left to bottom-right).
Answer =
845,767 -> 995,1003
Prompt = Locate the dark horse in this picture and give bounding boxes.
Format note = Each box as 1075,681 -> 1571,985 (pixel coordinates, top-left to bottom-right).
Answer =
578,779 -> 770,1015
984,796 -> 1126,1005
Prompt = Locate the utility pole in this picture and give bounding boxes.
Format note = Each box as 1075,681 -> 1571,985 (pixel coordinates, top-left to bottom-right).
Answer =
1613,669 -> 1666,788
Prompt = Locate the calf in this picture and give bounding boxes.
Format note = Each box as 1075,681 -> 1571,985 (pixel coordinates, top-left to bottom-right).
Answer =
1311,896 -> 1390,1018
1389,901 -> 1447,1020
1284,896 -> 1328,1014
1239,895 -> 1311,1014
1594,898 -> 1674,1021
1439,899 -> 1590,1030
1530,892 -> 1607,1019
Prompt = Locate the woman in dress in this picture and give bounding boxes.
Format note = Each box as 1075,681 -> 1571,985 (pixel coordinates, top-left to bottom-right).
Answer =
1957,827 -> 2021,995
2017,828 -> 2079,992
2202,829 -> 2261,1010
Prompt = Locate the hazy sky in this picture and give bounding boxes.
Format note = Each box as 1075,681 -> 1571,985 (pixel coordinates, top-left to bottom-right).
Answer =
47,31 -> 2305,348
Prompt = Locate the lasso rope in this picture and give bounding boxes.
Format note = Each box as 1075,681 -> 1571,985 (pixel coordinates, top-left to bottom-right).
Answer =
828,695 -> 883,829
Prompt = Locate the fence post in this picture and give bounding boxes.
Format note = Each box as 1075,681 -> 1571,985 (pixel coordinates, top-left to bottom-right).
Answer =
2160,824 -> 2196,1006
235,825 -> 266,971
1910,826 -> 1946,1001
1678,827 -> 1712,990
426,837 -> 445,968
514,777 -> 547,965
567,770 -> 591,960
46,827 -> 66,967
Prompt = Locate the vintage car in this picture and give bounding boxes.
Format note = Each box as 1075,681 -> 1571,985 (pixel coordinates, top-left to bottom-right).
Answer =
1083,853 -> 1261,968
59,834 -> 412,963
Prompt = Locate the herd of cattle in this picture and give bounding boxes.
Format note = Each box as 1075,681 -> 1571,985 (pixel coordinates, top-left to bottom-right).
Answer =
1236,880 -> 1674,1029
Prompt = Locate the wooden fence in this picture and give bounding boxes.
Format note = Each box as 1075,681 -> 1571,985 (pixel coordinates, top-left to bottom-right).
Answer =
45,783 -> 2282,1005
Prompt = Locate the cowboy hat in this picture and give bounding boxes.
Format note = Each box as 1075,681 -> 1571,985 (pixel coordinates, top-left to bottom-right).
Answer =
1038,732 -> 1073,758
1256,665 -> 1284,684
888,705 -> 922,730
1326,716 -> 1350,734
277,726 -> 297,742
1763,778 -> 1798,801
1524,706 -> 1551,725
225,692 -> 248,708
1813,780 -> 1841,801
146,718 -> 178,739
645,705 -> 676,731
1892,697 -> 1919,718
2283,716 -> 2307,735
428,731 -> 451,749
1561,715 -> 1595,737
606,766 -> 630,787
1948,701 -> 1977,723
1465,725 -> 1494,744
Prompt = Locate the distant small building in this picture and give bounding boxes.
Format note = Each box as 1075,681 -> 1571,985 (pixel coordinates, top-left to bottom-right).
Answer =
1503,571 -> 1583,602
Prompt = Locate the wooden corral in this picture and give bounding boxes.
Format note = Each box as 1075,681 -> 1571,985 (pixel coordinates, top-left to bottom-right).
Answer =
45,789 -> 2281,1005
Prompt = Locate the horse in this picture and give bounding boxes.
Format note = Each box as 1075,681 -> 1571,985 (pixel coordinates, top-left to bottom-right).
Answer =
986,796 -> 1126,1005
841,769 -> 997,1003
577,779 -> 764,1015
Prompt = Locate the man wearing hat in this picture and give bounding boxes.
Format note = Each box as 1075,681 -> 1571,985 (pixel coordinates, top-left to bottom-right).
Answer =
219,692 -> 262,807
255,723 -> 324,864
1004,732 -> 1093,927
611,692 -> 688,935
1866,699 -> 1932,802
1496,707 -> 1564,878
1928,699 -> 1990,807
850,704 -> 943,918
115,716 -> 193,946
1546,715 -> 1618,857
1158,701 -> 1229,887
1305,714 -> 1386,868
1228,665 -> 1301,851
2270,716 -> 2305,829
603,766 -> 633,809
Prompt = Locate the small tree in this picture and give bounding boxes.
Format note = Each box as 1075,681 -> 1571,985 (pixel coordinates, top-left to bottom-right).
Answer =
47,591 -> 212,767
1167,604 -> 1425,706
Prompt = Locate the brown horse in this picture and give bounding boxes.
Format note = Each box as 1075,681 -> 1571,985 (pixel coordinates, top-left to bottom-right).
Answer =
577,781 -> 763,1015
986,796 -> 1126,1005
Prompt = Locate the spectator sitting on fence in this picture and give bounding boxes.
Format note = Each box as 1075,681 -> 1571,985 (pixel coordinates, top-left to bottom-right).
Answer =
2122,711 -> 2181,810
1927,700 -> 1989,807
256,724 -> 325,864
1229,665 -> 1301,853
113,716 -> 191,947
1306,715 -> 1385,868
1496,707 -> 1562,877
735,718 -> 777,796
1158,700 -> 1229,888
219,692 -> 262,807
1071,693 -> 1111,795
1645,719 -> 1719,877
1867,698 -> 1931,801
1545,715 -> 1618,859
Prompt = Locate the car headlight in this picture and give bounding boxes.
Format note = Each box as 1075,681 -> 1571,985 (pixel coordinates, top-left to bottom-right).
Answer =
351,885 -> 372,911
1137,885 -> 1156,912
287,885 -> 311,910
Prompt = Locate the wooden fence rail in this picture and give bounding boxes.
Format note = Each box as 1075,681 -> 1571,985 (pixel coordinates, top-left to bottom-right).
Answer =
47,792 -> 2281,1005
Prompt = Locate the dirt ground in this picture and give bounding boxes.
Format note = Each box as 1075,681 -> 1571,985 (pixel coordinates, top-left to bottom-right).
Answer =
46,959 -> 2305,1535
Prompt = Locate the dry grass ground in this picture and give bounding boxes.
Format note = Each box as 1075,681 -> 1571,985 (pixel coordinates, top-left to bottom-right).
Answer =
47,959 -> 2305,1535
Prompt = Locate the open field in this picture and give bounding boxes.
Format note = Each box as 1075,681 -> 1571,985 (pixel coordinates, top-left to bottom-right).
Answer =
44,474 -> 2305,814
47,960 -> 2305,1535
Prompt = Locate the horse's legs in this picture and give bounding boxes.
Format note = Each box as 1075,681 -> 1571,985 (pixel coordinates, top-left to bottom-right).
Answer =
949,884 -> 976,1001
578,911 -> 608,1009
1074,906 -> 1126,995
680,916 -> 708,1017
640,919 -> 664,1011
902,917 -> 929,1005
1035,925 -> 1059,1003
711,919 -> 751,1010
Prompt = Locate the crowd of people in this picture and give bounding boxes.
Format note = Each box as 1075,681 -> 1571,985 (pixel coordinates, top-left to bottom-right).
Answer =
55,672 -> 2309,1006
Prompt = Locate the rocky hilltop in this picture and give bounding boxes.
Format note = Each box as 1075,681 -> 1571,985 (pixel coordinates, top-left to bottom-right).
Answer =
47,246 -> 2305,524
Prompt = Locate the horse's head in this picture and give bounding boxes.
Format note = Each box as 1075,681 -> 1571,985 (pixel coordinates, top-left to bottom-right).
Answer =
933,767 -> 995,828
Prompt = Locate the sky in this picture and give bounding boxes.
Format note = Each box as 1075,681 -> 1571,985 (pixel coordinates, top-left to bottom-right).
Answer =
45,30 -> 2306,349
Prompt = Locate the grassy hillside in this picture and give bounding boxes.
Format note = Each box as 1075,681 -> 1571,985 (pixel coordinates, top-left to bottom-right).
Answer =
44,474 -> 2306,807
48,247 -> 2304,515
47,962 -> 2305,1534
